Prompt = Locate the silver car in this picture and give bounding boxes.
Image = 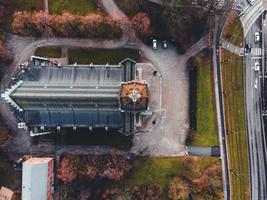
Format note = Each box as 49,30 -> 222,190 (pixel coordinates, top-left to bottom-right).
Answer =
255,32 -> 260,43
152,39 -> 157,50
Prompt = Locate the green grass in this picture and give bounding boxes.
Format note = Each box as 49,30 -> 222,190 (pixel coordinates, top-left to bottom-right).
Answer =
68,48 -> 140,65
221,49 -> 250,200
189,50 -> 219,146
49,0 -> 98,15
121,157 -> 221,197
0,161 -> 16,188
34,47 -> 62,58
14,0 -> 44,12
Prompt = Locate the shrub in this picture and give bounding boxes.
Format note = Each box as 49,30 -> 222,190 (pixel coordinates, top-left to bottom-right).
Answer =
168,177 -> 189,200
131,12 -> 151,39
12,11 -> 123,39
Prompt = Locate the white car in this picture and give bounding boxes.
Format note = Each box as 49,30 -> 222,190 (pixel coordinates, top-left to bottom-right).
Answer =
152,39 -> 157,50
254,79 -> 258,89
255,32 -> 260,43
254,61 -> 260,72
163,40 -> 167,49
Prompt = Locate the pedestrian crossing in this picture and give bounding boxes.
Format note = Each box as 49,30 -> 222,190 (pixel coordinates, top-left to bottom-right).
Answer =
251,48 -> 262,56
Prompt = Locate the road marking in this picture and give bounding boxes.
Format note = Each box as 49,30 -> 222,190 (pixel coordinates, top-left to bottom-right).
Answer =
251,56 -> 262,59
251,48 -> 262,56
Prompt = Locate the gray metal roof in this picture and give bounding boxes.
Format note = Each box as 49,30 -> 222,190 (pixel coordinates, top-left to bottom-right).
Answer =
6,58 -> 137,134
22,160 -> 49,200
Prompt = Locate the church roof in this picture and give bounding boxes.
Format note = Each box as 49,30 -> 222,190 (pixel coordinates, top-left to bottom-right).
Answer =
119,81 -> 149,111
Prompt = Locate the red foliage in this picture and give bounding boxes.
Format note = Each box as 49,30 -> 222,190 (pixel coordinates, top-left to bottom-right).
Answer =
131,12 -> 151,39
57,155 -> 80,184
12,11 -> 123,39
131,184 -> 163,200
57,154 -> 132,184
32,11 -> 54,37
12,11 -> 39,36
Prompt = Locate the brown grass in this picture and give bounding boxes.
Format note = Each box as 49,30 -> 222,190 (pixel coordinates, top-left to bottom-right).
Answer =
222,11 -> 244,47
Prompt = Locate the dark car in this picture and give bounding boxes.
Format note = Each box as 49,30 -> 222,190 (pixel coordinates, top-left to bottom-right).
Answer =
245,44 -> 252,53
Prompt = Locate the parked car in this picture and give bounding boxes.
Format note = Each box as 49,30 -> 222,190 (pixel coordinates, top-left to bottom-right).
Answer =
255,32 -> 260,43
254,79 -> 258,89
254,61 -> 260,72
245,44 -> 252,53
163,40 -> 167,49
152,39 -> 157,50
247,0 -> 254,5
234,4 -> 244,16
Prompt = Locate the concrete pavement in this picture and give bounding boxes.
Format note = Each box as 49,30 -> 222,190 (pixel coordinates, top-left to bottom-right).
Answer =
220,38 -> 244,56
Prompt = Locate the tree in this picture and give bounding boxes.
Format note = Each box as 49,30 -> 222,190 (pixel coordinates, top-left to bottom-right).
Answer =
131,184 -> 163,200
131,12 -> 151,39
191,164 -> 223,199
12,11 -> 40,36
32,11 -> 54,37
58,12 -> 82,37
0,40 -> 12,64
162,0 -> 208,51
11,11 -> 123,39
168,177 -> 189,200
57,155 -> 80,184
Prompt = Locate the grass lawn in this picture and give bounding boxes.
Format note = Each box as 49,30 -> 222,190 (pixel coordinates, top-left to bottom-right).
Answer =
0,160 -> 16,188
222,11 -> 243,47
14,0 -> 44,12
34,47 -> 62,58
221,49 -> 250,200
189,50 -> 219,146
68,48 -> 140,65
49,0 -> 98,15
121,157 -> 221,198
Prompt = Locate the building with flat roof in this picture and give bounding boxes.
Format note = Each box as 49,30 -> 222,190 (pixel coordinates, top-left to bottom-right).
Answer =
2,57 -> 149,136
22,157 -> 54,200
0,186 -> 14,200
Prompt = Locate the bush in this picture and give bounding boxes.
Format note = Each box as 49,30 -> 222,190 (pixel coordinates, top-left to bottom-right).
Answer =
168,177 -> 189,200
57,154 -> 132,184
12,11 -> 123,39
131,184 -> 163,200
131,12 -> 151,39
0,40 -> 12,64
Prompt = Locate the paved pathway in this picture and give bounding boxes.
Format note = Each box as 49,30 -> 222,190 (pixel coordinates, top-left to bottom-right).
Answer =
240,0 -> 264,36
187,146 -> 220,157
100,0 -> 209,156
44,0 -> 49,13
220,38 -> 244,56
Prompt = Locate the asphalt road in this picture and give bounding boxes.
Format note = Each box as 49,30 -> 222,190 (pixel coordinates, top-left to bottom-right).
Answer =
214,2 -> 231,199
244,10 -> 267,200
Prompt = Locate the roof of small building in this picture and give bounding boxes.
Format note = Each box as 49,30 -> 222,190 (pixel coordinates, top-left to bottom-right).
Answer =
0,186 -> 14,200
24,157 -> 53,165
119,81 -> 149,111
22,157 -> 53,200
